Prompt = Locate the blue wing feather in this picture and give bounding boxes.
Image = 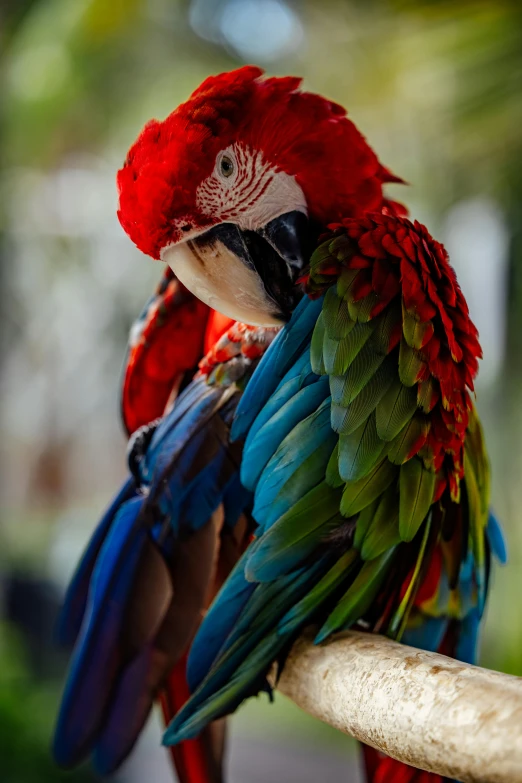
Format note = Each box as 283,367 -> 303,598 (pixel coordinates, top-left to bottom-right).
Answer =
241,374 -> 330,490
252,399 -> 335,531
222,473 -> 253,528
240,350 -> 314,449
455,611 -> 480,664
143,379 -> 223,487
401,617 -> 449,653
163,238 -> 507,757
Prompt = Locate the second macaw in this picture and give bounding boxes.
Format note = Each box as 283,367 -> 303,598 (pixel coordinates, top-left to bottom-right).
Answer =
53,66 -> 506,783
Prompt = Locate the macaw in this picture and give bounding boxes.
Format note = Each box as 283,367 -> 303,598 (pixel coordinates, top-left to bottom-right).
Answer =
53,66 -> 506,783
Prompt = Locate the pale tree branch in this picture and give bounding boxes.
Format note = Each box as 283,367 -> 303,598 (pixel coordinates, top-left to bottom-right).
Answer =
270,630 -> 522,783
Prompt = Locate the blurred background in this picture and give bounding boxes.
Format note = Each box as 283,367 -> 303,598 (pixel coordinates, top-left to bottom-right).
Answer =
1,0 -> 521,781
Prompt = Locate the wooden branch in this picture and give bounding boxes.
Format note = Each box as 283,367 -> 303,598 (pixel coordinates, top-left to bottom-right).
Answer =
272,629 -> 522,783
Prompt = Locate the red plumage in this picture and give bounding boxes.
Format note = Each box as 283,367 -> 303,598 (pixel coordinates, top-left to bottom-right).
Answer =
121,269 -> 209,434
198,322 -> 279,377
117,66 -> 404,260
363,746 -> 450,783
115,68 -> 470,783
160,656 -> 223,783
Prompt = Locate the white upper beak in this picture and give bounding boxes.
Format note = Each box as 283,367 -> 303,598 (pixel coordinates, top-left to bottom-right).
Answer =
162,236 -> 284,326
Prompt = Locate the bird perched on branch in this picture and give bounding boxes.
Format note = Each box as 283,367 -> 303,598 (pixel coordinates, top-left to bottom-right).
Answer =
53,66 -> 506,783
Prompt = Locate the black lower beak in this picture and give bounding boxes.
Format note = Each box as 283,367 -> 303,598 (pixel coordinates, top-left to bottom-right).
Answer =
253,210 -> 310,317
258,210 -> 310,277
196,211 -> 310,321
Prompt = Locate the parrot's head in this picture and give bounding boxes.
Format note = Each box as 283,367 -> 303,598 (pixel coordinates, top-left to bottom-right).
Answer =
117,66 -> 401,326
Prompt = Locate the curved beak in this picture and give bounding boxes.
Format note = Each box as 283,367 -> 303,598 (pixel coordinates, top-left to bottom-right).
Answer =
162,211 -> 310,326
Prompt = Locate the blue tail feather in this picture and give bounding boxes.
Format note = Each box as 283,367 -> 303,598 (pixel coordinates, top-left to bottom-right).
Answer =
169,557 -> 330,744
186,552 -> 256,693
401,616 -> 449,653
93,645 -> 155,775
55,374 -> 249,773
53,496 -> 148,768
486,510 -> 507,564
56,477 -> 137,647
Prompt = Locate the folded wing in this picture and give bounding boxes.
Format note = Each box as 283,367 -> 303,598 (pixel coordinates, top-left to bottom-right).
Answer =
167,215 -> 503,744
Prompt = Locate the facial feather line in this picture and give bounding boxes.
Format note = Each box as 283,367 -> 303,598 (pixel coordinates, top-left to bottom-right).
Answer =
196,143 -> 307,231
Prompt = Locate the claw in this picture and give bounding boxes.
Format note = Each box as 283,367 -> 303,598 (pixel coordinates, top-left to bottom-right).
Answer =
127,418 -> 162,485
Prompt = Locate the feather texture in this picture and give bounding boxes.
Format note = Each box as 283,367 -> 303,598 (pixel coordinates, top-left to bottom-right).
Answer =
54,356 -> 254,776
56,65 -> 501,783
168,215 -> 497,752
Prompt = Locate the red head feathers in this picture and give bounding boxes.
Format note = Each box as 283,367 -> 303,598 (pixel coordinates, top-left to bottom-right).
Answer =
117,66 -> 403,259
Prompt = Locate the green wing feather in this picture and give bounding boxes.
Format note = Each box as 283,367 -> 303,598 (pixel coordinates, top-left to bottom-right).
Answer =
399,458 -> 437,541
246,482 -> 343,581
307,253 -> 442,625
330,353 -> 395,433
359,483 -> 401,560
340,457 -> 397,516
388,414 -> 430,465
316,548 -> 397,641
375,377 -> 418,441
337,413 -> 386,482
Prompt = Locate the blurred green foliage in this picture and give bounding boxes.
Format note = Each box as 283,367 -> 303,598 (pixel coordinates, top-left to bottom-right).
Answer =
0,624 -> 96,782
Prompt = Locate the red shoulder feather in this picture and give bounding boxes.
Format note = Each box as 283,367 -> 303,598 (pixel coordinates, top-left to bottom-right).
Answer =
305,213 -> 481,501
122,269 -> 236,435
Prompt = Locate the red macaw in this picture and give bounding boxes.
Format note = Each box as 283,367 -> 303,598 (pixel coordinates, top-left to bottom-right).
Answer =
53,66 -> 506,783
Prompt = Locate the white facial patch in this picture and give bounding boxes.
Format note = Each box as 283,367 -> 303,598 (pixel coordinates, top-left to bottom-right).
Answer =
162,239 -> 284,327
196,143 -> 307,230
160,144 -> 306,327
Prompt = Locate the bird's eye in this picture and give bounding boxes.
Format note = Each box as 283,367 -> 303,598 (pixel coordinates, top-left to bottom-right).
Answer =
220,154 -> 235,178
